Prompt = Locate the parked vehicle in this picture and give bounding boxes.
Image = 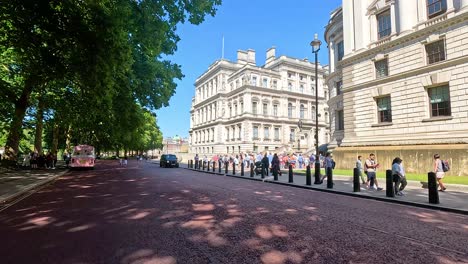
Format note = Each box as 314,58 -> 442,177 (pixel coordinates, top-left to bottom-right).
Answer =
160,154 -> 179,168
70,145 -> 96,169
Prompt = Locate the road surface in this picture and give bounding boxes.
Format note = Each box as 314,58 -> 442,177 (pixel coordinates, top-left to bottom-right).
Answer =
0,160 -> 467,264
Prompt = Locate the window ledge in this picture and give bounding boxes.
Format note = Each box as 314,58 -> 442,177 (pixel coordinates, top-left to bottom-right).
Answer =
422,116 -> 453,122
371,122 -> 393,127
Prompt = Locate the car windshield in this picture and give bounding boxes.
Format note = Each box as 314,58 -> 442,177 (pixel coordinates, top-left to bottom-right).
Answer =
166,155 -> 177,160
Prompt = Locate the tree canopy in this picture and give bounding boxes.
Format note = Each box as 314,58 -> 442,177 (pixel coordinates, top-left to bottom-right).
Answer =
0,0 -> 221,163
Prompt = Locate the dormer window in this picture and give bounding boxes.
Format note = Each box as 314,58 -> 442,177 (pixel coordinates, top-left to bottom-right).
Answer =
427,0 -> 447,19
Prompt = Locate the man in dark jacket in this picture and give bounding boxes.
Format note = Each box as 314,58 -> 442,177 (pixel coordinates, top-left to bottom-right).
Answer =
261,153 -> 269,176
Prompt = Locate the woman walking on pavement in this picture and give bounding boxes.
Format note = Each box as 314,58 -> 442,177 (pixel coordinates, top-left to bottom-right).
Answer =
433,154 -> 447,192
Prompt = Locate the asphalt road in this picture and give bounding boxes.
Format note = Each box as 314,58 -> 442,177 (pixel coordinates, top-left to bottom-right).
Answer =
0,160 -> 467,264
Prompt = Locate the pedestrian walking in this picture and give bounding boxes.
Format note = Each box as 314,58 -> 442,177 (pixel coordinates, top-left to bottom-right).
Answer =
356,155 -> 366,184
433,154 -> 447,192
320,152 -> 334,183
365,153 -> 383,190
123,156 -> 128,167
392,157 -> 407,196
271,153 -> 281,176
261,154 -> 269,176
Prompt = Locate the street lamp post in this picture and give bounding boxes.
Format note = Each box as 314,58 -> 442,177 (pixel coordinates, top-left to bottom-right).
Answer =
310,33 -> 322,184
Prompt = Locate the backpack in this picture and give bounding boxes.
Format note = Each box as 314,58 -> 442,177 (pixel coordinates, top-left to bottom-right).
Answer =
441,160 -> 450,172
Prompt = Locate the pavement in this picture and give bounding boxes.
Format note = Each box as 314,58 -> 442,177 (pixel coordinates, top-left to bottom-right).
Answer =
182,162 -> 468,215
0,163 -> 69,207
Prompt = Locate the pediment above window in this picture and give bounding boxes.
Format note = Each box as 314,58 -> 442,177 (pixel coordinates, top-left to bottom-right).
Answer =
367,0 -> 394,15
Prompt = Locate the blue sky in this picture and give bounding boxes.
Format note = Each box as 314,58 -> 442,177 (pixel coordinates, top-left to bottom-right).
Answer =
156,0 -> 342,138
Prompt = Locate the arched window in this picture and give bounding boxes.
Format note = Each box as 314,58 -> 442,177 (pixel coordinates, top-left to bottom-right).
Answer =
300,104 -> 305,119
288,103 -> 293,118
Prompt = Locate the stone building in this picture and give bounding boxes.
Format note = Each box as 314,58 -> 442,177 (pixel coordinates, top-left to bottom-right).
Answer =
189,48 -> 329,155
325,7 -> 345,150
332,0 -> 468,175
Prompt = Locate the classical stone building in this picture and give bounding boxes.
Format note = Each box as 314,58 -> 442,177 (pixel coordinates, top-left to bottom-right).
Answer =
325,7 -> 345,150
332,0 -> 468,175
189,48 -> 329,155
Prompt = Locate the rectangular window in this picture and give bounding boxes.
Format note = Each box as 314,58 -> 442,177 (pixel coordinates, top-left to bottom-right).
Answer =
336,80 -> 342,95
426,39 -> 445,64
251,76 -> 257,86
234,105 -> 237,116
289,129 -> 295,142
377,96 -> 392,123
264,127 -> 269,139
299,84 -> 304,93
375,59 -> 388,78
288,72 -> 293,78
240,103 -> 244,113
428,85 -> 451,117
274,127 -> 280,140
377,10 -> 391,39
288,82 -> 293,91
263,103 -> 268,115
252,102 -> 257,114
337,41 -> 344,61
273,104 -> 278,116
311,84 -> 315,94
427,0 -> 446,18
229,107 -> 232,117
272,80 -> 278,89
253,126 -> 259,139
336,110 -> 344,131
262,78 -> 268,87
300,75 -> 304,81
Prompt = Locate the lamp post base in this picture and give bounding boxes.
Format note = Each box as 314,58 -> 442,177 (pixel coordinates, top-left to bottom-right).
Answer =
314,161 -> 321,184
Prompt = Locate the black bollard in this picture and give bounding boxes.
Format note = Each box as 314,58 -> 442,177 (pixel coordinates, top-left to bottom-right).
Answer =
194,160 -> 197,169
232,162 -> 236,175
199,160 -> 202,170
428,172 -> 440,204
225,162 -> 228,174
288,165 -> 294,183
314,161 -> 321,184
326,167 -> 333,189
241,162 -> 244,176
306,165 -> 312,186
386,169 -> 394,197
202,161 -> 206,171
353,168 -> 360,192
213,161 -> 216,172
250,165 -> 254,177
273,166 -> 278,181
219,161 -> 222,173
207,161 -> 210,171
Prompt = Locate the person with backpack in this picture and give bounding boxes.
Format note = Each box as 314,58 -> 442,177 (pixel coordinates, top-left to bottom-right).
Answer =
433,154 -> 447,192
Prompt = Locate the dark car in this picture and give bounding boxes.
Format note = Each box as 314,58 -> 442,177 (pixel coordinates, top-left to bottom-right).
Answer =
160,154 -> 179,168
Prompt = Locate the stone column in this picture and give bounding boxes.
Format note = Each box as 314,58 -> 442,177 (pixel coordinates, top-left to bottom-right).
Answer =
397,0 -> 417,34
390,3 -> 397,35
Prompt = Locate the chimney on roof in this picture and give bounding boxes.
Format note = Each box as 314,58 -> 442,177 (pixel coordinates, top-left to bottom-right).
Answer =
266,47 -> 276,64
237,50 -> 248,65
247,49 -> 256,65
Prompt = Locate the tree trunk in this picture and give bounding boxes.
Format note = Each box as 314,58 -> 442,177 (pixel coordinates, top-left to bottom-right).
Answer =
51,122 -> 59,154
2,80 -> 34,166
34,98 -> 45,154
65,125 -> 72,152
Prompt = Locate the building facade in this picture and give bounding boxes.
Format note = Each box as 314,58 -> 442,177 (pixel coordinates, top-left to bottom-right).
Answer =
325,7 -> 345,150
333,0 -> 468,175
189,48 -> 329,155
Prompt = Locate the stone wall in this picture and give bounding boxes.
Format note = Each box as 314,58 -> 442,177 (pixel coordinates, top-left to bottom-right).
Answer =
333,144 -> 468,176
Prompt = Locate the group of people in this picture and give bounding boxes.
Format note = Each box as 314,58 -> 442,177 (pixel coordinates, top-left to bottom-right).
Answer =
194,152 -> 330,171
356,153 -> 448,194
22,151 -> 59,169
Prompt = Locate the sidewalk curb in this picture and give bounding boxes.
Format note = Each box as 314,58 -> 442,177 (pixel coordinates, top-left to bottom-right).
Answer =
184,167 -> 468,216
0,170 -> 69,206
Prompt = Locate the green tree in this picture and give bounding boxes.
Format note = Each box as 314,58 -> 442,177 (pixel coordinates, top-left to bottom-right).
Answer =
1,0 -> 221,165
